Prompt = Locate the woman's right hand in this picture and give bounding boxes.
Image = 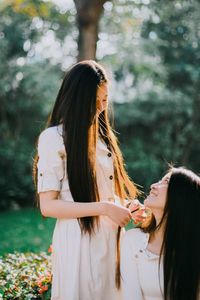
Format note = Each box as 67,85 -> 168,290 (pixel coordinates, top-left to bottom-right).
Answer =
103,202 -> 132,227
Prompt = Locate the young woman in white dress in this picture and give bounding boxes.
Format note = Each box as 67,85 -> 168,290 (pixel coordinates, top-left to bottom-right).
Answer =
34,60 -> 140,300
121,167 -> 200,300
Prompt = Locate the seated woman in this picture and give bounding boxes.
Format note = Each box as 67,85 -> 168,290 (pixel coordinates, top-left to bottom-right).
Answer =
120,167 -> 200,300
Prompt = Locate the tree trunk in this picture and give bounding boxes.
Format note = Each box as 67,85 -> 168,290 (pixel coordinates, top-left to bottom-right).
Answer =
74,0 -> 109,61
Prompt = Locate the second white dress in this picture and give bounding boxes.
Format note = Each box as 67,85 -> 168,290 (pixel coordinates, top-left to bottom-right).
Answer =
120,228 -> 164,300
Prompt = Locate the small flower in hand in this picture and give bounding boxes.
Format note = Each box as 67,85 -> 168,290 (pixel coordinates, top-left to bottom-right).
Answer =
128,199 -> 151,227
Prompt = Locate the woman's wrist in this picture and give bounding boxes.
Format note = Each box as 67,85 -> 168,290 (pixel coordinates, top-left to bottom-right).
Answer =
97,202 -> 109,216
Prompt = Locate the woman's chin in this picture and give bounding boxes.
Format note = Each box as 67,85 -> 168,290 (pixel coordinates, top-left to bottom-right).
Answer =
144,195 -> 155,206
144,195 -> 155,208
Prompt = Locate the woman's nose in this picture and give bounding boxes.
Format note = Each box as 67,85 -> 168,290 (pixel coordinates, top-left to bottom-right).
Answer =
150,182 -> 157,189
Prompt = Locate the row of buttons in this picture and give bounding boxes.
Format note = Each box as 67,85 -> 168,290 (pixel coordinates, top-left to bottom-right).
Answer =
107,149 -> 113,180
108,150 -> 113,180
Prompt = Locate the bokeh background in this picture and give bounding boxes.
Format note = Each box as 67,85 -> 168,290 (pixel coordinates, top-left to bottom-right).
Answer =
0,0 -> 200,255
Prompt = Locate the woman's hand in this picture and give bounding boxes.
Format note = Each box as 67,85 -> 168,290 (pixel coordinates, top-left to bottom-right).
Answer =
127,199 -> 148,225
103,202 -> 132,227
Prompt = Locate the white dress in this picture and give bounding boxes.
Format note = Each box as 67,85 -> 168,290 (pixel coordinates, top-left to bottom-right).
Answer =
120,229 -> 164,300
37,125 -> 123,300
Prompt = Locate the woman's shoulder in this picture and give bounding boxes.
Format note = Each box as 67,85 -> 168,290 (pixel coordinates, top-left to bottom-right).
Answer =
39,125 -> 63,142
122,228 -> 148,252
38,125 -> 64,150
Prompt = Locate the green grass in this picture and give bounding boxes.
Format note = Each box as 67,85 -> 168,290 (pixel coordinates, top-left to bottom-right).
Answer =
0,207 -> 137,255
0,208 -> 56,255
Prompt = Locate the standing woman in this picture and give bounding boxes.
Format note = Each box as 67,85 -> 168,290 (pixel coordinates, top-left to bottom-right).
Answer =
34,60 -> 138,300
121,167 -> 200,300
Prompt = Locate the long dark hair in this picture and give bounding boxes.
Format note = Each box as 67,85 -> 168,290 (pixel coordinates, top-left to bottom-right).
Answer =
144,167 -> 200,300
34,60 -> 138,235
161,167 -> 200,300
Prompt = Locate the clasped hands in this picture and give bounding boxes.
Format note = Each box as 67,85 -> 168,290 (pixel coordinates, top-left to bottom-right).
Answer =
104,199 -> 148,228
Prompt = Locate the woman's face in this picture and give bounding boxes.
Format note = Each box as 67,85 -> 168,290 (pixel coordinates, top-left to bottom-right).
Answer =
96,83 -> 108,114
144,173 -> 171,212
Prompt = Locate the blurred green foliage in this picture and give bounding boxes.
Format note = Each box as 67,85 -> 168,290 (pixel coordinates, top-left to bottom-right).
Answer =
111,0 -> 200,191
0,2 -> 63,209
0,0 -> 200,211
0,208 -> 55,255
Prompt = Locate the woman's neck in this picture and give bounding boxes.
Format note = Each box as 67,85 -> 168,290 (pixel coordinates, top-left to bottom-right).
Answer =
147,223 -> 165,255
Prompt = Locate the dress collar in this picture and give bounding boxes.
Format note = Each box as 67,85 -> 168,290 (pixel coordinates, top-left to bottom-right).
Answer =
97,139 -> 109,152
139,232 -> 160,260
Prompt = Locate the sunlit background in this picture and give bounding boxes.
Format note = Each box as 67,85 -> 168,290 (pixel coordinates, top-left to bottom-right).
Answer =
0,0 -> 200,255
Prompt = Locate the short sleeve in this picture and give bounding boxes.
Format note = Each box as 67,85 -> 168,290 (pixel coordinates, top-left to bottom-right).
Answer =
37,128 -> 65,193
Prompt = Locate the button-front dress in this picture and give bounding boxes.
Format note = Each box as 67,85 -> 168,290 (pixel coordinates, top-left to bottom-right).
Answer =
37,125 -> 123,300
120,228 -> 164,300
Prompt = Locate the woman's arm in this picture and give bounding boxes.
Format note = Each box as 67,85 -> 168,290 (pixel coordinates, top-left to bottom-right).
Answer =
39,191 -> 132,227
121,232 -> 144,300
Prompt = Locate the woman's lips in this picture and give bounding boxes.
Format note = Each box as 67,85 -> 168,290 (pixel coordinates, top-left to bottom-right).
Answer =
145,193 -> 156,201
149,189 -> 158,197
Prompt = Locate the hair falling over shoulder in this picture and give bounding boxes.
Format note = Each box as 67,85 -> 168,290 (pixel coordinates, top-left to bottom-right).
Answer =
33,60 -> 139,236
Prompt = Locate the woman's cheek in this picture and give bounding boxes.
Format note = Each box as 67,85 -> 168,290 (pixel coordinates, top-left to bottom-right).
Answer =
96,100 -> 102,112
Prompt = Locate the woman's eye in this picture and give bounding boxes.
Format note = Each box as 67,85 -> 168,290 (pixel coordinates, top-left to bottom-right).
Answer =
163,180 -> 169,184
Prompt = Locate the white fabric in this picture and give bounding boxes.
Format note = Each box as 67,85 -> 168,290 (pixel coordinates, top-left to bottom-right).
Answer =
37,125 -> 123,300
120,229 -> 164,300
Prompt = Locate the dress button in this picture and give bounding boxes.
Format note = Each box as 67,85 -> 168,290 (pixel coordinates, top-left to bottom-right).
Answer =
107,152 -> 112,157
139,249 -> 143,253
108,197 -> 114,202
40,173 -> 43,176
109,175 -> 113,180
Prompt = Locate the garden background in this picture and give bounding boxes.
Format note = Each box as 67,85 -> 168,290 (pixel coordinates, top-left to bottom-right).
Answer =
0,0 -> 200,298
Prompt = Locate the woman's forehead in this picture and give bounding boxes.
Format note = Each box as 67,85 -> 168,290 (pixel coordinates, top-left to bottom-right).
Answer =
162,173 -> 171,181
